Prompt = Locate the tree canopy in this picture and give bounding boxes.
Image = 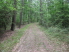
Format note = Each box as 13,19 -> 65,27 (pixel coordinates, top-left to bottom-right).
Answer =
0,0 -> 69,32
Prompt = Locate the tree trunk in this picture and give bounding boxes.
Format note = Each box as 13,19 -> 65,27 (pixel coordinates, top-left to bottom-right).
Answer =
40,0 -> 43,25
28,13 -> 30,24
19,0 -> 24,28
11,0 -> 17,31
19,11 -> 22,28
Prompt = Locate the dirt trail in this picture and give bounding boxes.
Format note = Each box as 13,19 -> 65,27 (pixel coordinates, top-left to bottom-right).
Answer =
12,24 -> 67,52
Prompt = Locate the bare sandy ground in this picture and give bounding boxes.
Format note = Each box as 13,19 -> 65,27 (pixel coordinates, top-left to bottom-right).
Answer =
12,24 -> 67,52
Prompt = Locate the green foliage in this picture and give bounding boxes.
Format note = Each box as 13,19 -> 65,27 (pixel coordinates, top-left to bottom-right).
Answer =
0,0 -> 69,32
0,1 -> 12,31
38,0 -> 69,28
39,24 -> 69,44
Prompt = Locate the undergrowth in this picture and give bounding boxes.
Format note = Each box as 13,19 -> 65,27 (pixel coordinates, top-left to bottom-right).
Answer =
0,24 -> 31,52
39,25 -> 69,44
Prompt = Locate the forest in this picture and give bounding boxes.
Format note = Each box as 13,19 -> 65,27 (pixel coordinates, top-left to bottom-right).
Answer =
0,0 -> 69,52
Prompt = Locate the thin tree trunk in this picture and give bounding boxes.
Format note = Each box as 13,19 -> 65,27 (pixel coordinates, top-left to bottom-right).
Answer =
19,11 -> 22,28
19,0 -> 24,28
22,0 -> 24,25
28,13 -> 30,24
40,0 -> 43,25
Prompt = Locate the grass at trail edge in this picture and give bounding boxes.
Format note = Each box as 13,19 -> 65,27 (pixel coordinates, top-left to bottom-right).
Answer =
0,24 -> 31,52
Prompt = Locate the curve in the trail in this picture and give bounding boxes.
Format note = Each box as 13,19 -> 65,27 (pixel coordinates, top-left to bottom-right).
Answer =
12,23 -> 67,52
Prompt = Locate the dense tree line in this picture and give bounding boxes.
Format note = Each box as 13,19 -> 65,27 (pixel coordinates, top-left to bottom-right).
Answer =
0,0 -> 38,33
38,0 -> 69,28
0,0 -> 69,33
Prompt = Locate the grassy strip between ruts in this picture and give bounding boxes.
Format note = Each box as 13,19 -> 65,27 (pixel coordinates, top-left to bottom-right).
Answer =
0,24 -> 31,52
